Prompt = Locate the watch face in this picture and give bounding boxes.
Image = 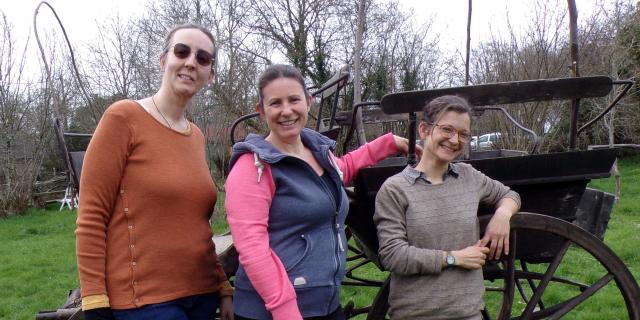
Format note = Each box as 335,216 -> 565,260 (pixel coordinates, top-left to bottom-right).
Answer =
447,254 -> 455,265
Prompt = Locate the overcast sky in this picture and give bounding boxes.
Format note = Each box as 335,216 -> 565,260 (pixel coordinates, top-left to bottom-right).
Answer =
2,0 -> 602,75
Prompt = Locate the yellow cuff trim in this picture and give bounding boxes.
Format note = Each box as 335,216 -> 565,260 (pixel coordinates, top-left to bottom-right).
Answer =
218,280 -> 234,297
82,294 -> 110,311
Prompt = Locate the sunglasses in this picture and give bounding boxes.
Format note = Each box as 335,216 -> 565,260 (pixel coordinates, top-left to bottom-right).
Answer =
171,43 -> 215,67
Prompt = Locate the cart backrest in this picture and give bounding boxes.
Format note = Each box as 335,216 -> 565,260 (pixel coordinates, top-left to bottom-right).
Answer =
54,118 -> 92,193
377,76 -> 631,155
379,76 -> 613,114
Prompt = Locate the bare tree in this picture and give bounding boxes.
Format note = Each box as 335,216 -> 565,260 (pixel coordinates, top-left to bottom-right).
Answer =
244,0 -> 344,85
1,13 -> 57,216
577,0 -> 638,197
1,14 -> 30,216
203,0 -> 268,182
86,15 -> 143,100
470,0 -> 571,152
360,1 -> 442,100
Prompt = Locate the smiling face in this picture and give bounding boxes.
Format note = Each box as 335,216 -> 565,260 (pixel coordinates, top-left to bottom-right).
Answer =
159,28 -> 215,100
420,110 -> 471,165
257,77 -> 312,146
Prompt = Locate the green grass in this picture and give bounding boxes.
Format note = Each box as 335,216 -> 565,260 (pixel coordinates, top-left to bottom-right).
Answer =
212,192 -> 229,235
0,206 -> 79,320
0,195 -> 229,320
1,157 -> 639,319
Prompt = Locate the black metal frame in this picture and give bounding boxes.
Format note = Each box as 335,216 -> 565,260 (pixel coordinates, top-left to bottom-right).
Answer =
378,76 -> 632,154
312,71 -> 350,132
349,76 -> 639,319
226,75 -> 640,319
341,77 -> 630,157
473,106 -> 540,154
53,118 -> 92,207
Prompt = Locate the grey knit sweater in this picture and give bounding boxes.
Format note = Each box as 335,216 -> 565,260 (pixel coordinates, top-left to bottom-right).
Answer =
374,163 -> 520,319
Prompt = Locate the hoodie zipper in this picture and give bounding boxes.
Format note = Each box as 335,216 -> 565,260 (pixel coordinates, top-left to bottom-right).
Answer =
318,148 -> 347,312
323,148 -> 346,314
289,152 -> 345,287
317,160 -> 343,315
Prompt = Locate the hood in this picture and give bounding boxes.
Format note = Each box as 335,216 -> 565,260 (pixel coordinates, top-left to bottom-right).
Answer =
229,128 -> 337,170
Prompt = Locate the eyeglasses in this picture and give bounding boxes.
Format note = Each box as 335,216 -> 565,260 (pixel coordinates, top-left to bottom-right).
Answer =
171,43 -> 215,67
433,123 -> 472,143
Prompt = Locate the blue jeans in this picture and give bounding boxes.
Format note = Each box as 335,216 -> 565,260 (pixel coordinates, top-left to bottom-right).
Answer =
113,293 -> 220,320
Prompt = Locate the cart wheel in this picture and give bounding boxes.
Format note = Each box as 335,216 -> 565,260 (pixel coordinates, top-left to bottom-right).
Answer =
483,212 -> 640,319
366,212 -> 640,320
365,276 -> 390,320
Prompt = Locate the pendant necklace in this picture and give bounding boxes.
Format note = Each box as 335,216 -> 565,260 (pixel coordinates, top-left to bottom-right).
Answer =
151,95 -> 177,129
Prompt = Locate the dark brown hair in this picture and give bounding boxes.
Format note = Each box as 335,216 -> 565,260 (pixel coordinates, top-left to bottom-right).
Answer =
162,23 -> 217,67
422,95 -> 472,126
257,64 -> 309,106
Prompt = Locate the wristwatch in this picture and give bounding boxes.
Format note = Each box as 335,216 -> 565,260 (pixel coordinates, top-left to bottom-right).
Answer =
446,251 -> 456,267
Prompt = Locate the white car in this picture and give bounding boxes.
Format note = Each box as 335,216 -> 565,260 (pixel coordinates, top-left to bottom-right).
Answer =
471,133 -> 501,150
469,136 -> 479,148
479,132 -> 501,149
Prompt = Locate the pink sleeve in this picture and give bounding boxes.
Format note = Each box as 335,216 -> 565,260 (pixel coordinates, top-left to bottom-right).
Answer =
225,153 -> 302,320
333,133 -> 398,184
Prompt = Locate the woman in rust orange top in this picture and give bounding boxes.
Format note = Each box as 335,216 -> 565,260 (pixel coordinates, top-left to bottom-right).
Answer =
75,23 -> 233,320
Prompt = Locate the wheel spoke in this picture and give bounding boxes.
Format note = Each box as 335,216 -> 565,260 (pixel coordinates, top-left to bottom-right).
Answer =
366,276 -> 391,320
548,273 -> 613,319
347,243 -> 364,256
521,300 -> 572,319
514,273 -> 613,320
346,250 -> 366,261
346,256 -> 374,273
514,271 -> 589,289
520,262 -> 545,310
342,280 -> 384,287
482,308 -> 491,320
513,299 -> 580,320
515,278 -> 530,305
492,213 -> 640,319
521,239 -> 572,318
497,229 -> 517,320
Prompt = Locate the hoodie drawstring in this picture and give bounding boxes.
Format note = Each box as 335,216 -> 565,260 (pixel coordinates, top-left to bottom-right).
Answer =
254,153 -> 264,183
328,154 -> 344,183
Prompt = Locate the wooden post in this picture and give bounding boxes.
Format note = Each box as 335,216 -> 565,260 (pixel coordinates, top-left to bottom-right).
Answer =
464,0 -> 473,159
353,0 -> 368,146
567,0 -> 580,149
465,0 -> 472,86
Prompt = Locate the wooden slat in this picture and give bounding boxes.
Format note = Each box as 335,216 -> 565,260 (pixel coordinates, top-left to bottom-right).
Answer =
334,108 -> 408,126
310,68 -> 349,99
381,76 -> 613,115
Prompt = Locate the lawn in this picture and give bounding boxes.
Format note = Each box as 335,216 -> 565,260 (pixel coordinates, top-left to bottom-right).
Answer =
0,206 -> 78,319
0,197 -> 228,320
0,156 -> 639,319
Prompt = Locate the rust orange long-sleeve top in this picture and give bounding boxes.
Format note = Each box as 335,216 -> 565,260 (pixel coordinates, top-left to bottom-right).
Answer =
76,100 -> 232,310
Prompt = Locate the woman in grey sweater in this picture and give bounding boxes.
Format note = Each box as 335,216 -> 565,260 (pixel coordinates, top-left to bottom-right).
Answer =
374,95 -> 521,319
